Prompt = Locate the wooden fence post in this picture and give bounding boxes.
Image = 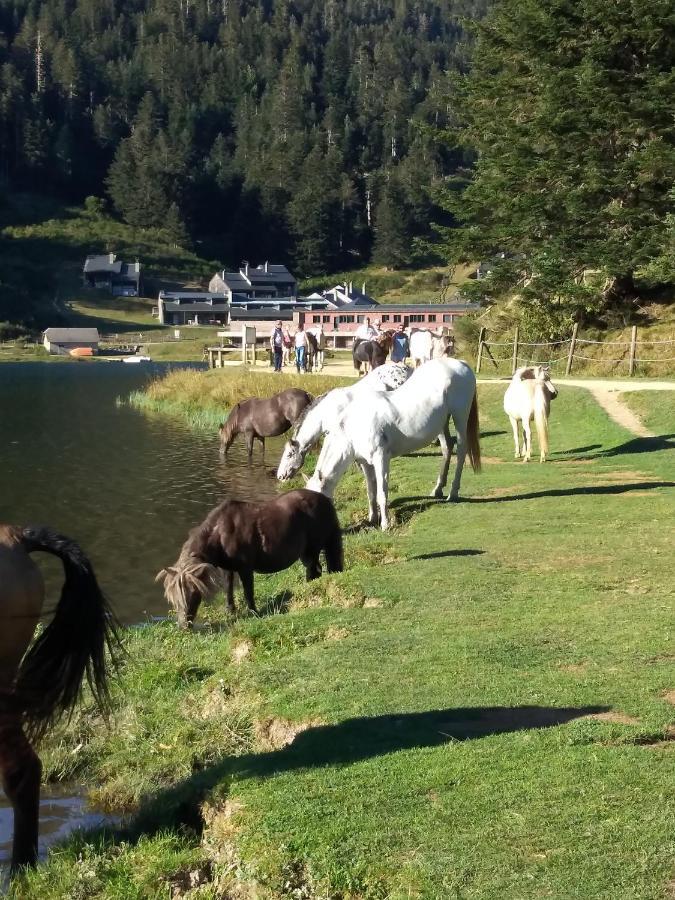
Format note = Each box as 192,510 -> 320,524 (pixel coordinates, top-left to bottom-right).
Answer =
566,323 -> 579,376
511,326 -> 520,375
628,325 -> 638,376
476,327 -> 486,373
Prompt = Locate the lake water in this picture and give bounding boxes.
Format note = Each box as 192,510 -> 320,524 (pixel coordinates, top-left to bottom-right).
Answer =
0,360 -> 283,873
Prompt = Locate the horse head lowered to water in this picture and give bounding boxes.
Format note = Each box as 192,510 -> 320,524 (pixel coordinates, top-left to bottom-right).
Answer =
276,362 -> 413,481
0,525 -> 119,874
219,387 -> 313,457
305,357 -> 481,530
503,365 -> 558,462
156,489 -> 343,628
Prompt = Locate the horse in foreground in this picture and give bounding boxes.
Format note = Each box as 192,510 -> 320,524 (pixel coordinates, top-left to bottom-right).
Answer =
219,388 -> 313,456
156,490 -> 343,628
0,525 -> 118,874
503,365 -> 558,462
277,363 -> 413,481
409,329 -> 454,367
305,358 -> 481,530
352,332 -> 393,374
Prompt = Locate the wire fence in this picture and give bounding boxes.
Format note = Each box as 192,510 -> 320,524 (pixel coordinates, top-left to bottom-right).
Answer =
476,325 -> 675,378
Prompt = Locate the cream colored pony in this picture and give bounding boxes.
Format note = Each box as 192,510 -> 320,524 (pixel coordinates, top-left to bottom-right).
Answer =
503,366 -> 558,462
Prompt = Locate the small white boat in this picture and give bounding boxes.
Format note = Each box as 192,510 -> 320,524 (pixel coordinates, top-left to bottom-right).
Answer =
122,356 -> 152,364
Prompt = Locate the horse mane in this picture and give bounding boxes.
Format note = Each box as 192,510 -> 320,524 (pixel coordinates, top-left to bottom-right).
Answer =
291,391 -> 330,437
219,403 -> 240,445
156,554 -> 222,622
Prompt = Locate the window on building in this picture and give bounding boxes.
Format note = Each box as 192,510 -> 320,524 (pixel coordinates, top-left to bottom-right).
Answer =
381,315 -> 390,322
339,315 -> 355,323
312,315 -> 321,323
428,314 -> 436,322
322,315 -> 331,323
443,314 -> 454,323
410,314 -> 425,323
357,315 -> 365,323
393,314 -> 401,323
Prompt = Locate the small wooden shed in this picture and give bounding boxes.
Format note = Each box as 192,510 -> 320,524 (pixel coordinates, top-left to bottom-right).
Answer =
43,327 -> 100,355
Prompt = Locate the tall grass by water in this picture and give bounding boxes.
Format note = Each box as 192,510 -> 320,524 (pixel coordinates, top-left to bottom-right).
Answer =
128,368 -> 352,429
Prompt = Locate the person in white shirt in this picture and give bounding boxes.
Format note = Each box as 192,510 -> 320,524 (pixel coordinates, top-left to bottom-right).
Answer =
354,317 -> 377,343
294,324 -> 308,373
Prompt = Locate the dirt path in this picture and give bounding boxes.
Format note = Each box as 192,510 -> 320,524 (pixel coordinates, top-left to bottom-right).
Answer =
586,388 -> 654,437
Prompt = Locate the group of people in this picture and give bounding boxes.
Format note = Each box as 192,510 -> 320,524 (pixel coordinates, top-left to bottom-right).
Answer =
355,316 -> 410,364
270,321 -> 327,373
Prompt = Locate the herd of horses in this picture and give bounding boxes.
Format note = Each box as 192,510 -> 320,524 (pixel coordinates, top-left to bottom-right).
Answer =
0,345 -> 558,876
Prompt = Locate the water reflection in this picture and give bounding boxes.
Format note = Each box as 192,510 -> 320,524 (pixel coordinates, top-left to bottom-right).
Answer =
0,362 -> 282,624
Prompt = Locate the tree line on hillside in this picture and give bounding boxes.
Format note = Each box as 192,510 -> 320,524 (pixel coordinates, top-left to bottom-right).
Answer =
0,0 -> 487,277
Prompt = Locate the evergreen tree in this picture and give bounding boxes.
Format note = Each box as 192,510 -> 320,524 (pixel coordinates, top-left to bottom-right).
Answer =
287,142 -> 342,276
437,0 -> 675,331
373,175 -> 411,269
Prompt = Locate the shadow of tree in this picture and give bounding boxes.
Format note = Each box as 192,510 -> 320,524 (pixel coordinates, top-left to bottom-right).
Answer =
126,704 -> 608,841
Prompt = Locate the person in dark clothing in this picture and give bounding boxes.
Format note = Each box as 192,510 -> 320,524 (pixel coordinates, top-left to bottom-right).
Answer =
270,321 -> 284,372
391,327 -> 409,363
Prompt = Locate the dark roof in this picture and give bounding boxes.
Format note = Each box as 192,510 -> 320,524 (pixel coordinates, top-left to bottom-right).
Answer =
215,264 -> 296,290
367,303 -> 480,312
83,254 -> 122,274
120,262 -> 142,279
160,291 -> 226,302
162,301 -> 228,312
44,328 -> 100,342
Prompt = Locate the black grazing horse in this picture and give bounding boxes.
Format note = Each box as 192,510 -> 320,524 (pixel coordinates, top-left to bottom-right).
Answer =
352,332 -> 393,374
156,489 -> 344,627
219,388 -> 313,456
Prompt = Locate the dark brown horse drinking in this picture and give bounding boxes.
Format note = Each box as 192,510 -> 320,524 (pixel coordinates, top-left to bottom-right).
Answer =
156,489 -> 343,628
0,525 -> 118,874
352,332 -> 393,375
218,388 -> 313,456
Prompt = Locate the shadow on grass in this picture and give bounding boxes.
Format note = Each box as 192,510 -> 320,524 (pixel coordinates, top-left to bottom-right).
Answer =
553,443 -> 602,456
409,549 -> 485,561
391,482 -> 674,514
127,703 -> 608,841
585,434 -> 675,458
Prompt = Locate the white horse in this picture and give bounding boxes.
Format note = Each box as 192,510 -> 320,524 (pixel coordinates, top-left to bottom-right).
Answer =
503,365 -> 558,462
277,362 -> 413,480
409,329 -> 453,367
305,358 -> 481,530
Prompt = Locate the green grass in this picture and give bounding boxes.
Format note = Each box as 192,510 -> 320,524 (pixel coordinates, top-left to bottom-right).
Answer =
11,379 -> 675,898
620,390 -> 675,435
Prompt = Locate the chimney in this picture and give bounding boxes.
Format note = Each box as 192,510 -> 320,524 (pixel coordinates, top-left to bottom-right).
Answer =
344,282 -> 348,296
264,261 -> 269,273
362,281 -> 366,295
109,252 -> 115,263
349,281 -> 353,294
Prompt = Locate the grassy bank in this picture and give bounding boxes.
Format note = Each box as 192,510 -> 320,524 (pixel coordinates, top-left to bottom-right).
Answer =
11,379 -> 675,898
128,368 -> 352,429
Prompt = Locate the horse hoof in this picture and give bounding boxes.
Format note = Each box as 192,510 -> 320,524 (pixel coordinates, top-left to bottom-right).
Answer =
430,488 -> 443,499
447,494 -> 459,503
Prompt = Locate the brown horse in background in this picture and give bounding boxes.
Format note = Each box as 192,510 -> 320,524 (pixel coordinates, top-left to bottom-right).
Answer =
352,331 -> 393,374
0,525 -> 118,874
156,489 -> 343,628
219,388 -> 313,456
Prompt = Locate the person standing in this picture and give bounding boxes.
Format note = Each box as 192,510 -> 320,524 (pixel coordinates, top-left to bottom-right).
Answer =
270,320 -> 284,372
294,323 -> 308,373
282,325 -> 293,366
391,326 -> 409,363
314,323 -> 327,371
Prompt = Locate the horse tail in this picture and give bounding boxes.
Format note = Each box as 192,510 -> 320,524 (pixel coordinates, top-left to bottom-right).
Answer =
219,404 -> 239,451
323,504 -> 344,573
16,527 -> 120,739
534,391 -> 549,460
467,391 -> 482,473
